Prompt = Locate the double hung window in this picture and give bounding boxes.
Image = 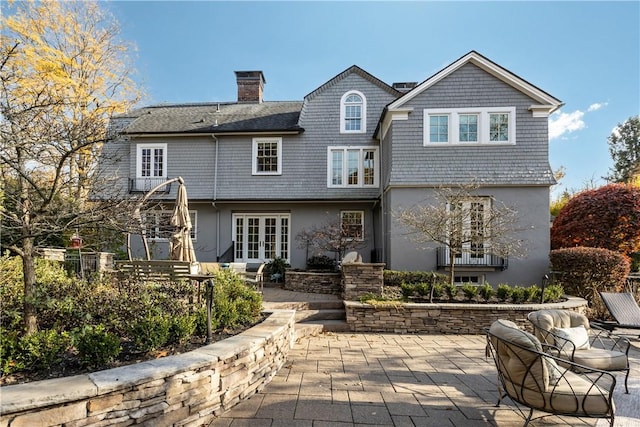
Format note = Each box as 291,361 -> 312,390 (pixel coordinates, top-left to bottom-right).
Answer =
340,91 -> 366,133
424,107 -> 515,145
328,146 -> 378,188
341,211 -> 364,241
143,210 -> 197,240
252,137 -> 282,175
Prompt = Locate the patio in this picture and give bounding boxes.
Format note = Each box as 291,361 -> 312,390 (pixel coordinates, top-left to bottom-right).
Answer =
212,320 -> 640,426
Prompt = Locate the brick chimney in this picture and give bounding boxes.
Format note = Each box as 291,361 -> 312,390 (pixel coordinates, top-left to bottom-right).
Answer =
235,71 -> 265,103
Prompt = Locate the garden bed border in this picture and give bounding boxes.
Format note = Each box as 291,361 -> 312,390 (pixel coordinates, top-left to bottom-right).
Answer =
345,296 -> 588,334
0,310 -> 295,427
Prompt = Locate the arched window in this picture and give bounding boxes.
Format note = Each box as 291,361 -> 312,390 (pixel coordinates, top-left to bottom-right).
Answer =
340,90 -> 366,133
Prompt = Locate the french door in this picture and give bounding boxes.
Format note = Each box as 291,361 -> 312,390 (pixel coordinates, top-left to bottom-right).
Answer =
446,199 -> 490,265
233,213 -> 290,263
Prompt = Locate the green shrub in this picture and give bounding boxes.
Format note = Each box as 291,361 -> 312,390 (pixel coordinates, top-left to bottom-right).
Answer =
550,247 -> 630,313
384,270 -> 448,287
75,324 -> 121,368
213,270 -> 262,329
169,314 -> 197,344
400,281 -> 444,301
306,255 -> 336,271
444,283 -> 458,300
496,284 -> 512,302
510,286 -> 527,303
194,306 -> 219,337
431,283 -> 444,300
416,283 -> 430,297
400,283 -> 415,299
478,284 -> 494,302
18,329 -> 70,371
265,256 -> 290,281
460,283 -> 478,301
542,284 -> 564,303
129,315 -> 171,352
524,285 -> 541,302
0,329 -> 23,375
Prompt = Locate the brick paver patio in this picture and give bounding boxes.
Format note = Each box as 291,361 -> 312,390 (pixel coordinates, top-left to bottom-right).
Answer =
211,331 -> 639,426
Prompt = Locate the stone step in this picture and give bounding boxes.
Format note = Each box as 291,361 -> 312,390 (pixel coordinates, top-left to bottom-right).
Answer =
295,308 -> 345,323
263,300 -> 344,311
294,320 -> 351,340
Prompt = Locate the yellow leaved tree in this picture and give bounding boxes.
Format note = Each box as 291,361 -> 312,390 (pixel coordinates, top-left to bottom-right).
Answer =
0,0 -> 142,334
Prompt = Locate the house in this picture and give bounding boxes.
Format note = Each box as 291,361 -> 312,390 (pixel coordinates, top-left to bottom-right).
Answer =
103,51 -> 562,285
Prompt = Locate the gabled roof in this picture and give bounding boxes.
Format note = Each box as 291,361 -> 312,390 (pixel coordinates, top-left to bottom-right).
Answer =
119,101 -> 303,135
387,51 -> 563,112
304,65 -> 401,101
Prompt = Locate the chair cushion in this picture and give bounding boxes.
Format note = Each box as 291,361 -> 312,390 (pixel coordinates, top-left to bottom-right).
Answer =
529,310 -> 590,345
539,370 -> 613,416
552,325 -> 591,350
573,348 -> 628,371
489,320 -> 550,392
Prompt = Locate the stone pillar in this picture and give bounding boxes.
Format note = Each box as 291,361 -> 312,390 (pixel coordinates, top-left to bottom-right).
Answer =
341,263 -> 385,301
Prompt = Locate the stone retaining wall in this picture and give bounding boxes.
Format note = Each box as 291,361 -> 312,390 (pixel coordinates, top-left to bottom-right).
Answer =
345,297 -> 588,334
341,263 -> 385,301
284,270 -> 341,295
0,310 -> 295,427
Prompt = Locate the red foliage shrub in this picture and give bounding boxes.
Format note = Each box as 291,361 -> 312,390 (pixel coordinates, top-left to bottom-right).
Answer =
551,184 -> 640,257
550,247 -> 630,317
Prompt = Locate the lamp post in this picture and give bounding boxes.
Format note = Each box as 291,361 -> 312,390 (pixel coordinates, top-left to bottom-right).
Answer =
205,278 -> 214,343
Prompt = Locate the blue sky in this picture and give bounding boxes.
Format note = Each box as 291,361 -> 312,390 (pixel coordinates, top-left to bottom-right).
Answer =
108,1 -> 639,197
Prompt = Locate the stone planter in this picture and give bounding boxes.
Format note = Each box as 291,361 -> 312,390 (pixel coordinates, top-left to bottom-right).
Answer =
0,310 -> 296,427
345,296 -> 588,334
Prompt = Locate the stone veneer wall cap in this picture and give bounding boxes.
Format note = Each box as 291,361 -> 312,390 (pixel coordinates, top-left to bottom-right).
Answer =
344,296 -> 586,310
0,374 -> 97,413
88,349 -> 217,395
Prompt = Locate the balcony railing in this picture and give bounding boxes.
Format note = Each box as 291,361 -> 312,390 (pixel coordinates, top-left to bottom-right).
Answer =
436,247 -> 508,270
129,178 -> 172,194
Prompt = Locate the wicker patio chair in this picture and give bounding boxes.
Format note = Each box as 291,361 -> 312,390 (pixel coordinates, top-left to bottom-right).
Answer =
527,309 -> 631,393
485,319 -> 616,427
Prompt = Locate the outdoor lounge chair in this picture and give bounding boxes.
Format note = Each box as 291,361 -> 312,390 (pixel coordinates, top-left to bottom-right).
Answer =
598,291 -> 640,334
527,309 -> 631,393
485,319 -> 616,427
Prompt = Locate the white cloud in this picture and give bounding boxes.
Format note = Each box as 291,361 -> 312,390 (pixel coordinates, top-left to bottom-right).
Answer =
587,102 -> 608,112
549,110 -> 585,140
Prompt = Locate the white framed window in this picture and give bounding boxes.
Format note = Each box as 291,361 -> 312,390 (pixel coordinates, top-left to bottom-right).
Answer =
327,146 -> 378,188
135,143 -> 167,190
423,107 -> 515,145
340,90 -> 366,133
143,210 -> 197,241
252,137 -> 282,175
341,210 -> 364,241
454,275 -> 485,285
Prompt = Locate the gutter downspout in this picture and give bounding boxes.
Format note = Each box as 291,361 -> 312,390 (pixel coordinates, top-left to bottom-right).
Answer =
211,134 -> 220,260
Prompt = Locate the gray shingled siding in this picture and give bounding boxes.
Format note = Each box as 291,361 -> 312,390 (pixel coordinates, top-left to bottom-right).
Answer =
387,63 -> 554,186
126,136 -> 216,200
214,72 -> 396,201
96,138 -> 131,199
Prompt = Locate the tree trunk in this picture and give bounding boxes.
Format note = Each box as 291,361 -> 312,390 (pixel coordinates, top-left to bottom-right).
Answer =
22,237 -> 38,335
449,249 -> 456,286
